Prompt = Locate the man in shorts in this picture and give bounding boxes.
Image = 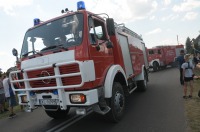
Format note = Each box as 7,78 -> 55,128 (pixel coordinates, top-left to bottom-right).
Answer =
177,50 -> 185,85
3,73 -> 17,118
182,54 -> 195,99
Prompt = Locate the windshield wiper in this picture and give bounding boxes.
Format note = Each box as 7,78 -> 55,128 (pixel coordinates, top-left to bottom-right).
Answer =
41,45 -> 68,51
56,45 -> 68,51
22,50 -> 43,57
41,45 -> 57,51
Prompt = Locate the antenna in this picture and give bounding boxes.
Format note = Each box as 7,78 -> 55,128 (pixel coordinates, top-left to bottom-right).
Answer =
177,35 -> 179,45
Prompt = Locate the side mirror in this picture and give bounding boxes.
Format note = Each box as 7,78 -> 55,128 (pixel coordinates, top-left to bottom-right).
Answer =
106,18 -> 115,36
12,48 -> 18,57
106,41 -> 113,48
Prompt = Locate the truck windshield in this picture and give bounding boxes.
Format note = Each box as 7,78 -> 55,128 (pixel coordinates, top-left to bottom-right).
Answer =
21,13 -> 83,58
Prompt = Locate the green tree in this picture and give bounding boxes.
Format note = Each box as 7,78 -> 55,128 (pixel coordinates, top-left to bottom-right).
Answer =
0,68 -> 2,78
193,38 -> 200,53
185,37 -> 193,54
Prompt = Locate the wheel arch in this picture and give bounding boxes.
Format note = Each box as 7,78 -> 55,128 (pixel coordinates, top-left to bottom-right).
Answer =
104,65 -> 127,98
150,59 -> 160,67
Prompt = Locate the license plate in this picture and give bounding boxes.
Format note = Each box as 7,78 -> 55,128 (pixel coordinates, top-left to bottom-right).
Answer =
39,99 -> 59,105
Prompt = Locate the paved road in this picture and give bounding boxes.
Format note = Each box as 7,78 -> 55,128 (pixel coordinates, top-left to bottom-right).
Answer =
0,67 -> 189,132
63,67 -> 189,132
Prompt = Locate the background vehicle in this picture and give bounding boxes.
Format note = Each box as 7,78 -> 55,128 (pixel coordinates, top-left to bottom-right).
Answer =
10,1 -> 149,122
148,45 -> 184,71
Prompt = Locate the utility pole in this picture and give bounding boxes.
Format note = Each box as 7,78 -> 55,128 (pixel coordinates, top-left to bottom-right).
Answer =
177,35 -> 179,45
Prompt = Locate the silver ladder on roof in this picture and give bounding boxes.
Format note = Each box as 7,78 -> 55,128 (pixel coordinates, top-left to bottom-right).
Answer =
116,23 -> 143,40
120,26 -> 143,40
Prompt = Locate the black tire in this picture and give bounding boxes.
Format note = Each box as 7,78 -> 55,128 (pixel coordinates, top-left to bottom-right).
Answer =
153,62 -> 159,72
137,70 -> 148,91
163,65 -> 167,69
106,82 -> 125,123
45,106 -> 70,119
171,62 -> 178,67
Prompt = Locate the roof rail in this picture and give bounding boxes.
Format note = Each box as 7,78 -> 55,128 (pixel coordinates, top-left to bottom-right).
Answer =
117,25 -> 143,40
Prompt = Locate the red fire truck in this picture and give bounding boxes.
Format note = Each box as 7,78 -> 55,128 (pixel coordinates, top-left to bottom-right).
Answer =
10,1 -> 149,122
147,45 -> 184,71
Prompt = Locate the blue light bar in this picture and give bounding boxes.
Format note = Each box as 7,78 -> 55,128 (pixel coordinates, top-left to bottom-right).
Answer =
77,1 -> 86,10
34,18 -> 40,26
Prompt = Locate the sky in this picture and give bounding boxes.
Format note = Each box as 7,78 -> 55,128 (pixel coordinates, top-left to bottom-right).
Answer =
0,0 -> 200,72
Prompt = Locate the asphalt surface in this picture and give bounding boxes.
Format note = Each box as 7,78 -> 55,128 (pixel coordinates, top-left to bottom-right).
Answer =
64,67 -> 189,132
0,67 -> 189,132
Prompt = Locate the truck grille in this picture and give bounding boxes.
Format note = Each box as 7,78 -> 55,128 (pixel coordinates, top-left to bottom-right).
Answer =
27,64 -> 81,88
59,63 -> 81,85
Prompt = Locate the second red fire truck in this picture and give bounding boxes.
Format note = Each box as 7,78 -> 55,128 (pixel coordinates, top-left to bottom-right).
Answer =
148,45 -> 184,71
10,1 -> 149,122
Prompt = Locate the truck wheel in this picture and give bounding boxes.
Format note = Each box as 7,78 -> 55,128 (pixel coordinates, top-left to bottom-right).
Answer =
137,70 -> 148,91
153,62 -> 158,72
106,82 -> 125,123
171,62 -> 177,67
45,106 -> 70,119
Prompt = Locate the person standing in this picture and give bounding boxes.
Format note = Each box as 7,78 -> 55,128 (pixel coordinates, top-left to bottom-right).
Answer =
3,72 -> 17,118
193,54 -> 198,67
0,74 -> 9,113
0,75 -> 5,113
177,50 -> 185,85
182,54 -> 195,99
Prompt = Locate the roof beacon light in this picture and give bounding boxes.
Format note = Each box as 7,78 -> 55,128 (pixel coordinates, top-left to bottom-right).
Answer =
34,18 -> 40,26
77,1 -> 86,10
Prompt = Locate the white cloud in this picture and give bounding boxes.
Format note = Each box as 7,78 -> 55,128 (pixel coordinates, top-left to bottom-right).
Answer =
183,12 -> 198,20
0,51 -> 6,56
160,39 -> 175,45
161,7 -> 168,11
146,28 -> 162,35
161,14 -> 179,21
85,0 -> 158,23
164,0 -> 171,6
0,52 -> 15,72
149,16 -> 155,20
173,0 -> 200,12
0,0 -> 33,15
166,28 -> 172,32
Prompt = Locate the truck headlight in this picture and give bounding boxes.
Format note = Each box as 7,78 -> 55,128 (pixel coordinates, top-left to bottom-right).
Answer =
70,94 -> 86,104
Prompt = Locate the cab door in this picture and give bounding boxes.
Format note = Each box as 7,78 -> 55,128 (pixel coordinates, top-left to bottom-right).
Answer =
88,16 -> 114,86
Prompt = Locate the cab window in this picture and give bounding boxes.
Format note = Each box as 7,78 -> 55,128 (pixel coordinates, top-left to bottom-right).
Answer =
88,17 -> 107,44
149,50 -> 154,55
158,49 -> 161,54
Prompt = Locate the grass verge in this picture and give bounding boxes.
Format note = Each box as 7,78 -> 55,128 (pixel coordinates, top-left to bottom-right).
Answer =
184,67 -> 200,132
0,105 -> 21,119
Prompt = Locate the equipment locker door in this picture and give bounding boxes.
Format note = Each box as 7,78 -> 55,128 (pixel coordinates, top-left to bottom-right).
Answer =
118,34 -> 134,78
